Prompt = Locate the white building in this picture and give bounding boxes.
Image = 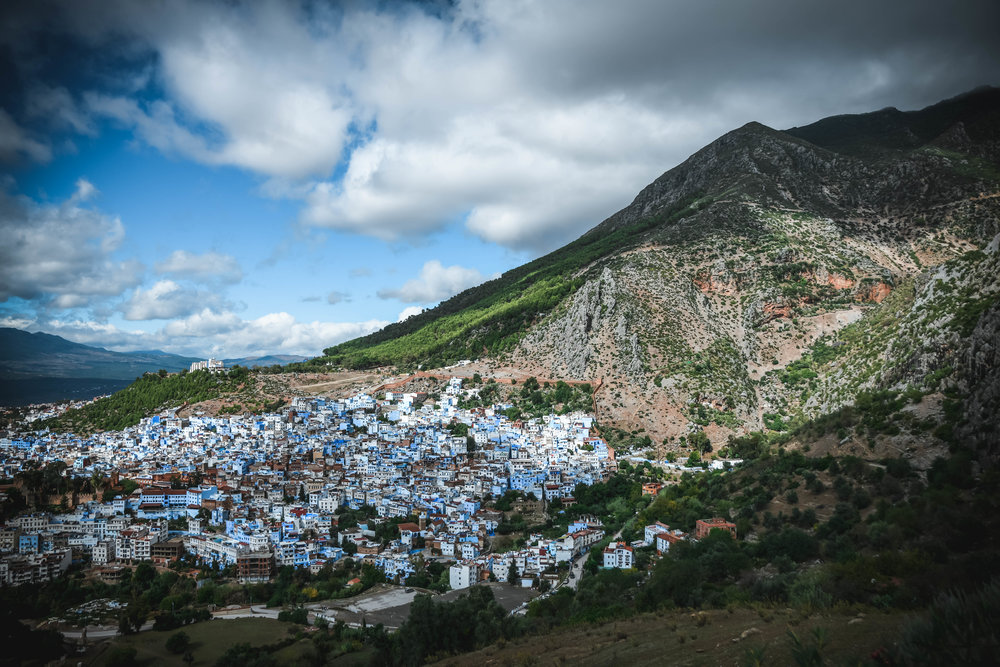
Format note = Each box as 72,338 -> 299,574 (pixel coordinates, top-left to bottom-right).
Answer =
449,563 -> 477,590
602,542 -> 634,569
189,358 -> 225,373
92,540 -> 115,564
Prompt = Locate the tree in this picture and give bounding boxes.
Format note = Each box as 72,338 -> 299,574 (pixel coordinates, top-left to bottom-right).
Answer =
166,630 -> 191,654
0,487 -> 26,522
689,430 -> 712,454
105,646 -> 139,667
507,561 -> 518,585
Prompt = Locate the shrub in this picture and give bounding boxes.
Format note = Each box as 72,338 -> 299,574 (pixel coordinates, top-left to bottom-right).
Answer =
894,578 -> 1000,665
166,630 -> 190,654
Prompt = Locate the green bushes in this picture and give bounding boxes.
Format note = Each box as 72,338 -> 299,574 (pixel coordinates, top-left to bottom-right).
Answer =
165,630 -> 191,654
45,367 -> 251,432
894,577 -> 1000,665
387,587 -> 523,665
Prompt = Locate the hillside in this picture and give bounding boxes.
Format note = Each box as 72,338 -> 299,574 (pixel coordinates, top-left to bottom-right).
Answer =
308,88 -> 1000,452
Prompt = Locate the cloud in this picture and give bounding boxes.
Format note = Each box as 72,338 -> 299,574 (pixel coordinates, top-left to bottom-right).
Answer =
155,249 -> 243,284
6,0 -> 1000,252
0,109 -> 51,164
25,84 -> 97,136
21,318 -> 154,351
397,306 -> 424,322
0,179 -> 143,307
16,310 -> 389,358
161,308 -> 242,337
70,177 -> 98,203
120,280 -> 224,321
326,291 -> 349,305
84,94 -> 216,163
157,310 -> 388,357
377,260 -> 492,304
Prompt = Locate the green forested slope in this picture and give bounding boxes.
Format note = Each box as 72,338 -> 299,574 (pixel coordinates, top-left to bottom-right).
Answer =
43,367 -> 250,432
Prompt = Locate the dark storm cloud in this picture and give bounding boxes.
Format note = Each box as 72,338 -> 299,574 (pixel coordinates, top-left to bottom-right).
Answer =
0,0 -> 997,252
493,0 -> 1000,118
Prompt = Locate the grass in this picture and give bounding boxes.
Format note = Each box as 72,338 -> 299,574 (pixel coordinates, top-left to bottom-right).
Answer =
86,617 -> 297,666
431,606 -> 911,666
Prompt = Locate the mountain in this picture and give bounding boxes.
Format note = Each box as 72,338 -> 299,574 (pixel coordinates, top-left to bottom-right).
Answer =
0,328 -> 200,382
0,328 -> 202,405
310,87 -> 1000,455
224,354 -> 307,368
0,328 -> 309,407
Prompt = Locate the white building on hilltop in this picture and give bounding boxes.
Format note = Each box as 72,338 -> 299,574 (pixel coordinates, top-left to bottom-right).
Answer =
190,358 -> 225,373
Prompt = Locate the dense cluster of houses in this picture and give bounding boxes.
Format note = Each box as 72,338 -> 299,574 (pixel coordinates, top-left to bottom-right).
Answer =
1,380 -> 623,587
449,516 -> 608,589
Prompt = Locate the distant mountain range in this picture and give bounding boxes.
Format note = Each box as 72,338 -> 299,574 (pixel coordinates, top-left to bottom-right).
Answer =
0,328 -> 305,406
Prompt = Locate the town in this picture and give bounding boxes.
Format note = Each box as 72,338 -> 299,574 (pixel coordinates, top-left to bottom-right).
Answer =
0,375 -> 734,603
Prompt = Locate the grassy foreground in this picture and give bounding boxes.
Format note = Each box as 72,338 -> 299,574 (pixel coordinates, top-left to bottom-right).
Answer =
434,606 -> 910,666
87,617 -> 295,666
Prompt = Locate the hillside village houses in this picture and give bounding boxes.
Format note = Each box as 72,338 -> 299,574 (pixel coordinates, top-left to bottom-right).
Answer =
0,380 -> 630,587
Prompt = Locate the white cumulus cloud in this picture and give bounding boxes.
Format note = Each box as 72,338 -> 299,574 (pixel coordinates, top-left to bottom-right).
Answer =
378,260 -> 492,304
16,310 -> 389,359
120,280 -> 224,321
7,0 -> 1000,254
397,306 -> 424,322
0,179 -> 143,307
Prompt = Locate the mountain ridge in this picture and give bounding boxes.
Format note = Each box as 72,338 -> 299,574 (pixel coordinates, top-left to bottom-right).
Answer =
305,87 -> 1000,453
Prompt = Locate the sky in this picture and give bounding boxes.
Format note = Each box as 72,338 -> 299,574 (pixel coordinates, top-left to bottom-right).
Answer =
1,0 -> 998,359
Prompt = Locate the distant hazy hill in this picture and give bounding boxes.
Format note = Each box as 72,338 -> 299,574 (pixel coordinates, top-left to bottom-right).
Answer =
224,354 -> 307,368
0,328 -> 303,406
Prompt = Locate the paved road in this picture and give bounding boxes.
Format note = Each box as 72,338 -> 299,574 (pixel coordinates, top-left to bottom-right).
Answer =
212,604 -> 280,620
563,511 -> 635,593
307,583 -> 538,628
59,620 -> 154,640
565,553 -> 587,591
